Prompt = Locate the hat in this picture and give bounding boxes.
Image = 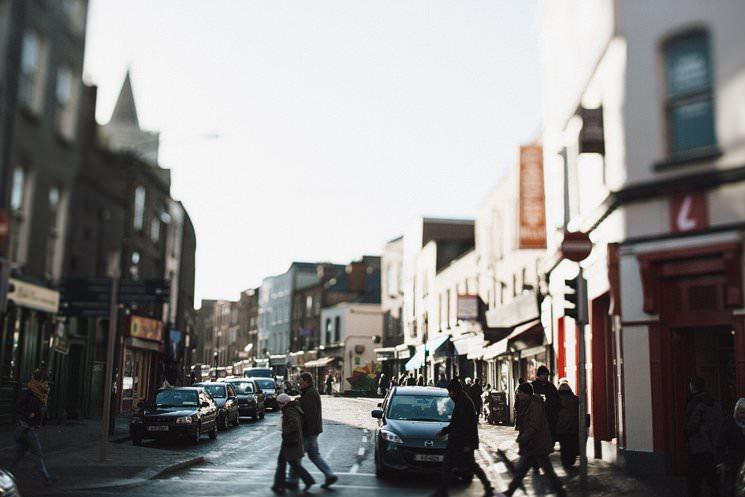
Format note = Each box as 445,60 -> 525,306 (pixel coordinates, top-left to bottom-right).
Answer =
517,382 -> 534,395
446,379 -> 463,393
536,365 -> 550,376
558,377 -> 569,385
277,393 -> 291,404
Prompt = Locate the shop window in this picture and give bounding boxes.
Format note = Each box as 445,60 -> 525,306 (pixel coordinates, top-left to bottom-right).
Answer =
665,31 -> 716,157
334,316 -> 341,343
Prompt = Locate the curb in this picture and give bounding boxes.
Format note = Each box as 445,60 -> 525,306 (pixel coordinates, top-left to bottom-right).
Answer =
150,456 -> 204,479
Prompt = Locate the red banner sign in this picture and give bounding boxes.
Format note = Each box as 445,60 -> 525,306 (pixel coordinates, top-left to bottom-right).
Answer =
129,315 -> 163,342
519,145 -> 547,249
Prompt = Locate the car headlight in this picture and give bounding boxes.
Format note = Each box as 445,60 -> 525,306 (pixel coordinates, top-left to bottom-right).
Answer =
0,469 -> 17,491
176,416 -> 194,424
380,429 -> 403,444
131,417 -> 143,424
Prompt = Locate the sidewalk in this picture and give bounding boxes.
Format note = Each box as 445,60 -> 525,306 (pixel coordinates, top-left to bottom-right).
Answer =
478,423 -> 687,497
0,415 -> 204,496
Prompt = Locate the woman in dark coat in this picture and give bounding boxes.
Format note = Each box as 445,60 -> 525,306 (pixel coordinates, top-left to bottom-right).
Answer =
271,394 -> 315,494
717,397 -> 745,497
556,382 -> 579,470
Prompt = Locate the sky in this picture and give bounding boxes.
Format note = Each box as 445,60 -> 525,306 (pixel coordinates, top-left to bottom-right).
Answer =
83,0 -> 542,305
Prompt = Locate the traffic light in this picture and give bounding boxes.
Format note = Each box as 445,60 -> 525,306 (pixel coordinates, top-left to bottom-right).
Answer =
564,274 -> 588,325
0,257 -> 12,314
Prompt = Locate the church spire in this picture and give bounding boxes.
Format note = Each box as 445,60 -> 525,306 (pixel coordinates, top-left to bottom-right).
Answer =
109,70 -> 139,127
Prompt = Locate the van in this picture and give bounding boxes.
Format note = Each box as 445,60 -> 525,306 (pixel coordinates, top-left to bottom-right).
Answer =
243,367 -> 272,378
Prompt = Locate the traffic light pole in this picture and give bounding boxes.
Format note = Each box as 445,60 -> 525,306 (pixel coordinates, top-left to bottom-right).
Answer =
576,266 -> 588,489
100,252 -> 120,462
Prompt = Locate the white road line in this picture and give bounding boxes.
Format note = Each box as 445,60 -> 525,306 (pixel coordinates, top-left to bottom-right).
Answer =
325,447 -> 335,459
363,428 -> 369,434
350,463 -> 360,474
362,436 -> 368,443
190,467 -> 376,477
357,447 -> 366,457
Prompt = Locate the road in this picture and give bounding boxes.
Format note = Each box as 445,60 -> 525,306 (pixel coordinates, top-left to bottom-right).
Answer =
52,395 -> 504,497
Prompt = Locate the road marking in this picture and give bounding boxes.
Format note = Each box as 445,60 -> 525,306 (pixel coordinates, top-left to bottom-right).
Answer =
358,447 -> 365,456
325,447 -> 335,459
362,436 -> 368,443
363,428 -> 369,434
190,467 -> 375,477
350,463 -> 360,474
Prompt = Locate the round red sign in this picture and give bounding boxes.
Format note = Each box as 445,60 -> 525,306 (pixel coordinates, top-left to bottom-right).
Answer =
0,212 -> 9,241
560,231 -> 593,262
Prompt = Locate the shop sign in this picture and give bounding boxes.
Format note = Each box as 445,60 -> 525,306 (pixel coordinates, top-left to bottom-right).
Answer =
8,278 -> 59,313
518,145 -> 547,249
669,192 -> 708,233
129,315 -> 163,342
457,295 -> 479,321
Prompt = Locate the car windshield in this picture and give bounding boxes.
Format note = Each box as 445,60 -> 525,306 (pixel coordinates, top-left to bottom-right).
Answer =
254,379 -> 275,390
201,384 -> 226,398
387,394 -> 453,422
229,381 -> 254,394
244,368 -> 272,378
154,390 -> 199,408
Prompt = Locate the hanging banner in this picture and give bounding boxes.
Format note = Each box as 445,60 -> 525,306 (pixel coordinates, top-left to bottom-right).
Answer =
129,315 -> 163,342
518,145 -> 547,249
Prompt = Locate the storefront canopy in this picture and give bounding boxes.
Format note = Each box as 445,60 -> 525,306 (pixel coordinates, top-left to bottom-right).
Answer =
483,319 -> 544,360
426,334 -> 450,355
404,344 -> 426,371
304,356 -> 337,368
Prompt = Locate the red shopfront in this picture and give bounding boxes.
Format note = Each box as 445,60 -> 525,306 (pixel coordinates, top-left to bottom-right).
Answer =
638,241 -> 744,474
119,315 -> 165,412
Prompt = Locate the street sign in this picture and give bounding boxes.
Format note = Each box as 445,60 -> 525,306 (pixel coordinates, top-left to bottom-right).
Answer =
118,279 -> 170,304
59,278 -> 112,317
560,231 -> 593,262
0,211 -> 9,242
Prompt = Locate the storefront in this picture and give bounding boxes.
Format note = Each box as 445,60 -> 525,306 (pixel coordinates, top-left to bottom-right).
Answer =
119,315 -> 164,412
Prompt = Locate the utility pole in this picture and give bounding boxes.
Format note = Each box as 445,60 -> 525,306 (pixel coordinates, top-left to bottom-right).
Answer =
100,252 -> 120,462
575,268 -> 589,488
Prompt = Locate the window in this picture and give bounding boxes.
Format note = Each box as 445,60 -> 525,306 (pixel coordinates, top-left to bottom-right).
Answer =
325,318 -> 332,345
665,31 -> 716,156
334,316 -> 341,343
10,168 -> 25,212
19,30 -> 47,113
133,186 -> 146,230
63,0 -> 86,35
46,185 -> 62,278
150,217 -> 160,243
9,167 -> 31,263
55,65 -> 79,140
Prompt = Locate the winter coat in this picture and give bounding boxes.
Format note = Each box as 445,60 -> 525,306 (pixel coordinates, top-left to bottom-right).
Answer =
298,384 -> 323,437
16,388 -> 46,429
556,390 -> 579,435
717,416 -> 745,472
516,394 -> 554,457
685,392 -> 723,455
281,402 -> 306,461
406,376 -> 416,386
441,391 -> 479,451
531,379 -> 560,438
470,384 -> 483,409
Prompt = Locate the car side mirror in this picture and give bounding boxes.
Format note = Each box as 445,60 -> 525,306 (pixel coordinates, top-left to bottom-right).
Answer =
201,401 -> 210,408
371,408 -> 383,419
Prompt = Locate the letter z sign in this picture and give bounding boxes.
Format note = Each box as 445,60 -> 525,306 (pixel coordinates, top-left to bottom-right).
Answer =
669,192 -> 708,234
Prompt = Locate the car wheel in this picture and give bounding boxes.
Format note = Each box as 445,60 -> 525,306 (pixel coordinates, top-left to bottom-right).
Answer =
190,425 -> 201,445
132,437 -> 142,446
209,421 -> 218,440
375,450 -> 389,479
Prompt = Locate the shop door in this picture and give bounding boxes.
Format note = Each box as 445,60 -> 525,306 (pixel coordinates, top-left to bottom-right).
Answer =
670,326 -> 735,473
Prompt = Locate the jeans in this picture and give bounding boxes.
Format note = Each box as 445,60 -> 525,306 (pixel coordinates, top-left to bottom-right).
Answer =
504,454 -> 565,497
437,448 -> 492,495
273,451 -> 314,489
288,435 -> 335,484
10,427 -> 51,480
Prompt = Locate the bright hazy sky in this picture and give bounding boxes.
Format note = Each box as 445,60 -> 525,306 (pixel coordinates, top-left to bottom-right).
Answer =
83,1 -> 541,305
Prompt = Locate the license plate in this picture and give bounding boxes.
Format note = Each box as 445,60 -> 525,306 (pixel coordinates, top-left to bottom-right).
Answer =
147,426 -> 169,431
414,454 -> 443,462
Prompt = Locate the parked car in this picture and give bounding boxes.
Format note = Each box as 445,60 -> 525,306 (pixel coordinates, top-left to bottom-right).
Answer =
371,386 -> 472,480
193,382 -> 241,430
226,378 -> 266,420
130,387 -> 218,445
248,377 -> 279,410
243,367 -> 273,378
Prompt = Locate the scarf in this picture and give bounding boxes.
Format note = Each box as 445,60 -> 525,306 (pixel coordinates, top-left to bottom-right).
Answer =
28,378 -> 49,404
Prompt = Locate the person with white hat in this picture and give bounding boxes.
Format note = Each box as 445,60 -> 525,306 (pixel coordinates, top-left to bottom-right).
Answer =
271,393 -> 314,494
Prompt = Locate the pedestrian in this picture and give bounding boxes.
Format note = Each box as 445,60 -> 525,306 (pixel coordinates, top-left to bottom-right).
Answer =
685,376 -> 722,497
514,378 -> 526,429
431,379 -> 495,497
436,373 -> 448,388
390,375 -> 398,388
287,372 -> 338,490
325,373 -> 334,395
378,373 -> 390,397
427,378 -> 434,387
470,378 -> 484,422
406,373 -> 416,386
271,393 -> 315,494
8,369 -> 55,485
531,366 -> 560,442
416,374 -> 425,386
556,381 -> 579,470
495,382 -> 566,497
717,398 -> 745,497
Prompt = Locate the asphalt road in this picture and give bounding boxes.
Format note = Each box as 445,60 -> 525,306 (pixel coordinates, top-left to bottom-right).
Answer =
53,395 -> 497,497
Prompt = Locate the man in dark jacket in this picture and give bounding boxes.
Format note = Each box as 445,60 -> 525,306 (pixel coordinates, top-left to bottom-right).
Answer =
685,376 -> 722,497
286,372 -> 338,490
431,379 -> 494,497
272,394 -> 314,494
531,365 -> 560,442
470,378 -> 484,422
9,369 -> 54,485
717,397 -> 745,496
496,383 -> 566,497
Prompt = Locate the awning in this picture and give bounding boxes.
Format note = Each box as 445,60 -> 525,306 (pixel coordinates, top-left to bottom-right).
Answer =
426,334 -> 450,355
482,340 -> 508,360
304,356 -> 337,368
404,345 -> 426,371
466,335 -> 486,360
485,291 -> 539,329
482,319 -> 544,360
453,333 -> 481,355
375,347 -> 396,361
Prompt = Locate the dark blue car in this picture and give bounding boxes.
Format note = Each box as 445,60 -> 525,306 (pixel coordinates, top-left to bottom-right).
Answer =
193,382 -> 241,430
